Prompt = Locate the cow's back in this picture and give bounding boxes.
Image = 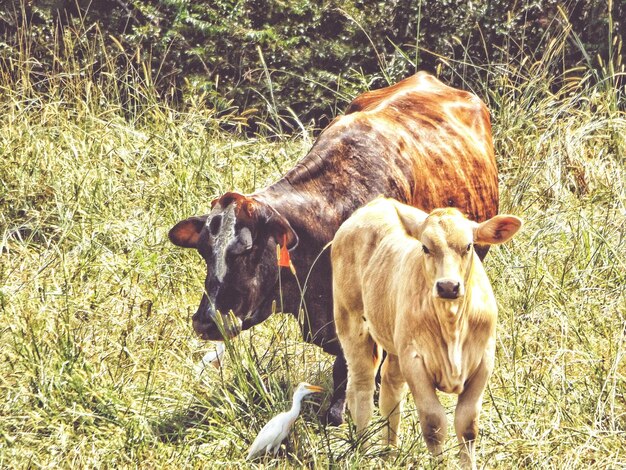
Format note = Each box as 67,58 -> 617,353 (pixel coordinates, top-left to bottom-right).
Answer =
273,72 -> 497,234
343,72 -> 498,257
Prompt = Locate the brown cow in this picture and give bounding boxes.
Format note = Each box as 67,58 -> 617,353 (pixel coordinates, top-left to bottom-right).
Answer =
168,72 -> 499,425
331,198 -> 521,468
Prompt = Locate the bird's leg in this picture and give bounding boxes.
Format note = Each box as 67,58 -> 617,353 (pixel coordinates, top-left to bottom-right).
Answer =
283,435 -> 292,456
272,443 -> 281,456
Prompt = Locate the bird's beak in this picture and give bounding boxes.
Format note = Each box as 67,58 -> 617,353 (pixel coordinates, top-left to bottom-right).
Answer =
305,384 -> 324,393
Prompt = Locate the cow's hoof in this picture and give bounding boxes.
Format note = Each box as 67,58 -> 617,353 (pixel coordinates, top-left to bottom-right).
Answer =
324,402 -> 345,426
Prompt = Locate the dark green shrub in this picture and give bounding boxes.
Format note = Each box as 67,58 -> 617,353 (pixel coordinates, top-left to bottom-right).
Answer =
1,0 -> 622,129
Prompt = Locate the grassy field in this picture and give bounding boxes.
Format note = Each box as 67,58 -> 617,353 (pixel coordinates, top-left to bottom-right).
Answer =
1,27 -> 625,469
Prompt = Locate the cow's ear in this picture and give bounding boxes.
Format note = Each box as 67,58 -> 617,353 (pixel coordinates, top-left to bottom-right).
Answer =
168,216 -> 207,248
248,200 -> 298,250
266,214 -> 299,250
473,215 -> 522,245
395,204 -> 427,239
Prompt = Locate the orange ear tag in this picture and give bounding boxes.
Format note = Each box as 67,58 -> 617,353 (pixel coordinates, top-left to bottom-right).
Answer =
278,234 -> 291,268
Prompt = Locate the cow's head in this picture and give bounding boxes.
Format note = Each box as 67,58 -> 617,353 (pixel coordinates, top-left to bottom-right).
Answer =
398,207 -> 522,301
168,192 -> 298,340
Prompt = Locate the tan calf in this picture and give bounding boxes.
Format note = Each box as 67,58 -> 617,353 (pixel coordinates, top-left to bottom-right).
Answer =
331,198 -> 521,469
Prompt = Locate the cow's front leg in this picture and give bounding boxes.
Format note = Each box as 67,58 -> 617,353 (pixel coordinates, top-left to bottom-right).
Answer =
401,353 -> 447,459
454,360 -> 491,470
325,353 -> 348,425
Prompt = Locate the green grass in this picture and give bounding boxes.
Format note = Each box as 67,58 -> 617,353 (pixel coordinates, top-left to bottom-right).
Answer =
1,22 -> 625,469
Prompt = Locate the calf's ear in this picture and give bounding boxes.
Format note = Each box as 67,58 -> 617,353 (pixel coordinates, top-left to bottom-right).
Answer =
395,204 -> 427,239
168,216 -> 208,248
474,215 -> 522,245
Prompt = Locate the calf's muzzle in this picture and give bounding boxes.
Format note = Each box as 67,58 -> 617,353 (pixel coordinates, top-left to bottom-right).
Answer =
436,279 -> 461,299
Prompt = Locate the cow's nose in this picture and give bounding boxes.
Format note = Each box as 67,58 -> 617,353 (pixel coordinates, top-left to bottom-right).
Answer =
193,295 -> 218,323
193,307 -> 215,324
436,280 -> 461,299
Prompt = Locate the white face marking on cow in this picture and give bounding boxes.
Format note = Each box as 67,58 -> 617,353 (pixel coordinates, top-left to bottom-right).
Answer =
207,203 -> 237,282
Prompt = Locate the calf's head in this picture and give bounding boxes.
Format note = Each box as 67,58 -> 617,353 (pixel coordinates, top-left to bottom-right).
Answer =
168,192 -> 298,340
398,207 -> 522,301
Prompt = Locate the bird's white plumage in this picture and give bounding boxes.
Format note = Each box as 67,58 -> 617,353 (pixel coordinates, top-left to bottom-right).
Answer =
246,382 -> 323,460
200,341 -> 225,366
246,411 -> 295,458
195,342 -> 225,380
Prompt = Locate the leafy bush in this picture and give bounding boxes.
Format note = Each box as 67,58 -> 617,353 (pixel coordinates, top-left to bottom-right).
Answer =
1,0 -> 623,130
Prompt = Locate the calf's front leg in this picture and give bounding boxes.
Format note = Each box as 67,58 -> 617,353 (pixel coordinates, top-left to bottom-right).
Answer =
401,353 -> 447,458
454,360 -> 491,470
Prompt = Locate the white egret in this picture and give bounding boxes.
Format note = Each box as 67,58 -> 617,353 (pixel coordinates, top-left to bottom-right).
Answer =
246,382 -> 324,460
195,341 -> 225,378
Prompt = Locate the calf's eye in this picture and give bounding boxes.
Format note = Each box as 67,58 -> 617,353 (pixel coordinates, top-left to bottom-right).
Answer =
466,243 -> 472,252
422,245 -> 430,255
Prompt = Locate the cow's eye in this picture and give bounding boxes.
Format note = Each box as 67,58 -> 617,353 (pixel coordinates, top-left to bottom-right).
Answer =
208,215 -> 222,236
466,243 -> 472,253
422,245 -> 430,255
228,227 -> 253,255
227,239 -> 252,256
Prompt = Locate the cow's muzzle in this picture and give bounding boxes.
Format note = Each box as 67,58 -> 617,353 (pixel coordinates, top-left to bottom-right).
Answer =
192,299 -> 242,340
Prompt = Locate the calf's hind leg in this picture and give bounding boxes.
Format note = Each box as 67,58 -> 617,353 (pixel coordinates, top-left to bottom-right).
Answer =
379,354 -> 406,446
336,308 -> 382,438
345,334 -> 381,437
